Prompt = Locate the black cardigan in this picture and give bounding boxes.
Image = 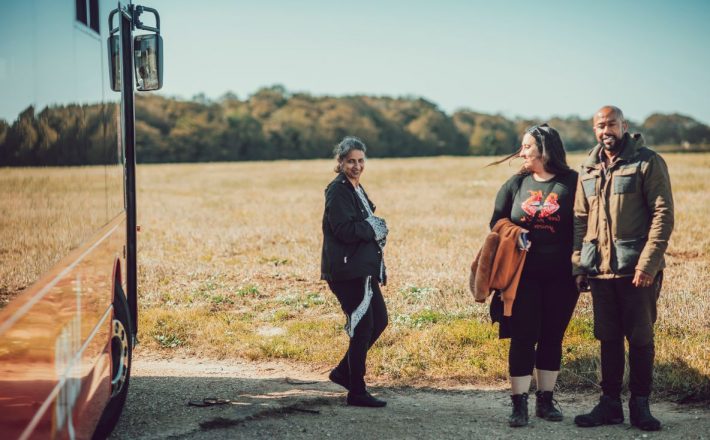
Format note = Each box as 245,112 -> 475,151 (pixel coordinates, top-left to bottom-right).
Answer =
320,173 -> 383,282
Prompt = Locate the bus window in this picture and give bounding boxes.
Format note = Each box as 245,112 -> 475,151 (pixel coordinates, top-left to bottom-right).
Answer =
76,0 -> 101,34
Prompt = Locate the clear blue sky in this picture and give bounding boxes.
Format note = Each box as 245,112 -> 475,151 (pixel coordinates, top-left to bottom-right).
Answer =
146,0 -> 710,123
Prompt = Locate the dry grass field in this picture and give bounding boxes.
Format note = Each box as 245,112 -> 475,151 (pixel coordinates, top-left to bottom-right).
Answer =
3,154 -> 707,400
131,153 -> 709,401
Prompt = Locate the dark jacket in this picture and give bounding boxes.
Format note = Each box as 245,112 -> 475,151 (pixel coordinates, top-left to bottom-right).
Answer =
320,173 -> 383,282
572,133 -> 674,278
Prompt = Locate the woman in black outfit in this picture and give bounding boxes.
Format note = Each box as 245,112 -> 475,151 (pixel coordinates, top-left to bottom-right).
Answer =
489,124 -> 580,426
321,136 -> 389,407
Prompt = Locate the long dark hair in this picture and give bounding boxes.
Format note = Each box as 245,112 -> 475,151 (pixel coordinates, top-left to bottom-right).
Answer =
487,123 -> 571,175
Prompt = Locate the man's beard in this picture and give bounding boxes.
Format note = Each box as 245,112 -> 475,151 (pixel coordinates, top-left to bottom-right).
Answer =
601,135 -> 623,151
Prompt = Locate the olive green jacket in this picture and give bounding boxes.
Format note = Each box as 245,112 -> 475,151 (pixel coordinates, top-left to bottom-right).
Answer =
572,133 -> 674,279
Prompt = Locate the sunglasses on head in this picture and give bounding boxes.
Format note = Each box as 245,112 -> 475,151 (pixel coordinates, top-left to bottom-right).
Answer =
525,125 -> 551,151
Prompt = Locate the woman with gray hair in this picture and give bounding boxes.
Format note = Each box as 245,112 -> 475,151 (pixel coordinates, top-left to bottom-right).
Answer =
320,136 -> 389,407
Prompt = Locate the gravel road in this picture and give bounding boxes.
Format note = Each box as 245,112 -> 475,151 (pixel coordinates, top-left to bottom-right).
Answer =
110,354 -> 709,439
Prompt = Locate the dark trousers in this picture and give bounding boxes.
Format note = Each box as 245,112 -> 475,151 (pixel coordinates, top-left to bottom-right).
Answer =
508,253 -> 580,376
590,272 -> 662,397
327,278 -> 388,394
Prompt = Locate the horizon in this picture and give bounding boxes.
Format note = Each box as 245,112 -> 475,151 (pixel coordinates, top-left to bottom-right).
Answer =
157,85 -> 704,125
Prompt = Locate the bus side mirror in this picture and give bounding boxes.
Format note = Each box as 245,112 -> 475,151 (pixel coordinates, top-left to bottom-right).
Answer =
134,34 -> 163,91
108,35 -> 121,92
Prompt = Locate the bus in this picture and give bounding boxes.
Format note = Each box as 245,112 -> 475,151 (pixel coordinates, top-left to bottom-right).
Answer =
0,1 -> 162,438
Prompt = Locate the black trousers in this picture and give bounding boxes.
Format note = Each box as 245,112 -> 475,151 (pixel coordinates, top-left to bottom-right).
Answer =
508,252 -> 580,377
590,272 -> 662,397
327,278 -> 388,394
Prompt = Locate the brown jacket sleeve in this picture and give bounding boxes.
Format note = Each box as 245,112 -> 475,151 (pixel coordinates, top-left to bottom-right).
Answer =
637,154 -> 674,276
470,232 -> 500,302
571,171 -> 589,276
489,219 -> 527,317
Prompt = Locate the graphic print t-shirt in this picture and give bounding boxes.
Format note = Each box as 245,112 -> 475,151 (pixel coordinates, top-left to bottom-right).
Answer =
490,171 -> 578,254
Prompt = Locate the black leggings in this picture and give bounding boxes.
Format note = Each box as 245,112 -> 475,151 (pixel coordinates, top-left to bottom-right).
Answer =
328,278 -> 388,394
508,253 -> 579,377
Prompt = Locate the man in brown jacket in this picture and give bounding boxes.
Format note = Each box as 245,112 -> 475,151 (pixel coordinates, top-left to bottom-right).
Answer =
572,106 -> 673,432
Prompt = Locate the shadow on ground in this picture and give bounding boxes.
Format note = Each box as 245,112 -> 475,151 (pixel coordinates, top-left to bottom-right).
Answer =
110,369 -> 710,440
110,374 -> 342,439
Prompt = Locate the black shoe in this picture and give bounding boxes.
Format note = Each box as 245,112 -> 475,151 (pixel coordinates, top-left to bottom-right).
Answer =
629,395 -> 661,431
535,390 -> 563,421
328,369 -> 349,391
346,391 -> 387,408
508,393 -> 529,427
574,395 -> 624,427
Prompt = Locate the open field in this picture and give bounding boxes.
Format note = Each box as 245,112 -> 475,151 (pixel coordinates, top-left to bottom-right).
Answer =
130,153 -> 710,401
3,154 -> 707,400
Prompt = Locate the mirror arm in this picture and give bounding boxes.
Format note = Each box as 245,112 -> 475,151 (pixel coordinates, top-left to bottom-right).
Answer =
133,6 -> 161,34
136,24 -> 159,33
119,5 -> 133,21
110,4 -> 161,35
108,8 -> 119,36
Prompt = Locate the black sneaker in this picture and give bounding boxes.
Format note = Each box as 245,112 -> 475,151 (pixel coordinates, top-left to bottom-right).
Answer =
629,395 -> 661,431
346,391 -> 387,408
509,393 -> 529,427
535,390 -> 563,421
328,369 -> 349,391
574,395 -> 624,427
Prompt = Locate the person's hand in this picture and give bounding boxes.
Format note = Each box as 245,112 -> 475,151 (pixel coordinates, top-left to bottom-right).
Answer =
575,274 -> 590,292
632,269 -> 653,288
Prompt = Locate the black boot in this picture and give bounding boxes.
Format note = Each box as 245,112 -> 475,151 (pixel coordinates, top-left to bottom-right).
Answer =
508,393 -> 529,427
328,368 -> 350,391
574,395 -> 624,427
629,395 -> 661,431
535,390 -> 563,421
346,391 -> 386,407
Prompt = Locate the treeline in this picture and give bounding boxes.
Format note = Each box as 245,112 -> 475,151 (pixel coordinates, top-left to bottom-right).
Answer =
2,85 -> 710,166
0,104 -> 119,166
134,86 -> 710,162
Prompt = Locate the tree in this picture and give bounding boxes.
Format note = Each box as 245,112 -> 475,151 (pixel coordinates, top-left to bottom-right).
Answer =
3,87 -> 708,166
